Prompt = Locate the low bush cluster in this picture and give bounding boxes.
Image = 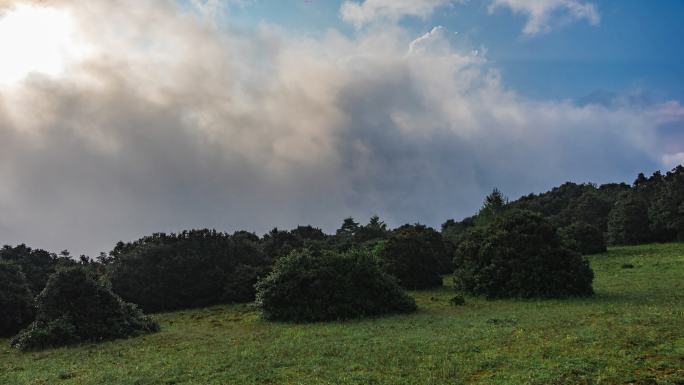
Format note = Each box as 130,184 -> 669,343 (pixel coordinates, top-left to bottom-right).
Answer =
108,230 -> 269,312
11,267 -> 158,351
255,250 -> 417,322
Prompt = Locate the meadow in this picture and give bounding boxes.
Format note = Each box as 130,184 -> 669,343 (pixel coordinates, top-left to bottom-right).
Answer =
2,243 -> 683,385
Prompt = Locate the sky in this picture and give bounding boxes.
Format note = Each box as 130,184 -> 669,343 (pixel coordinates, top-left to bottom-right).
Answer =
0,0 -> 682,256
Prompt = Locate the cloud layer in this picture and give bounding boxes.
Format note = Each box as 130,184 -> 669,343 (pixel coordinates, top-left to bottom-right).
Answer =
489,0 -> 600,35
340,0 -> 453,27
0,0 -> 680,256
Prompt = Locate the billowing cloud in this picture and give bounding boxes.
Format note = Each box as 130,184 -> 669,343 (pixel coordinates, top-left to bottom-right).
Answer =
489,0 -> 600,35
0,0 -> 680,256
340,0 -> 454,28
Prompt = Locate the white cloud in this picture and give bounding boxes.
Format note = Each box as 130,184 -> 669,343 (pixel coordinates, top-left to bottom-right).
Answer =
408,25 -> 451,55
489,0 -> 600,35
340,0 -> 454,28
0,0 -> 680,256
663,152 -> 684,168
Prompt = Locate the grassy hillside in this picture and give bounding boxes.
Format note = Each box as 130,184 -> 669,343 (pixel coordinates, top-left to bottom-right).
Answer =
2,243 -> 683,385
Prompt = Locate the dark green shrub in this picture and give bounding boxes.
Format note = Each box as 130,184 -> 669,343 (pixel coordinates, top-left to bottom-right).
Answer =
355,216 -> 389,244
607,192 -> 651,245
0,263 -> 35,337
508,182 -> 630,233
454,210 -> 594,299
261,228 -> 304,260
559,221 -> 607,255
441,217 -> 476,247
11,317 -> 78,349
255,250 -> 416,322
565,190 -> 615,232
108,229 -> 269,312
0,244 -> 75,295
475,188 -> 508,227
11,267 -> 158,351
647,166 -> 684,242
377,224 -> 447,289
290,225 -> 327,242
262,226 -> 331,259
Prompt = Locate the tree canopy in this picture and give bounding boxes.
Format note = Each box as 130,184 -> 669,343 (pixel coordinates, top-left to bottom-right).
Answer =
0,263 -> 35,337
377,224 -> 448,289
454,210 -> 594,299
108,229 -> 270,312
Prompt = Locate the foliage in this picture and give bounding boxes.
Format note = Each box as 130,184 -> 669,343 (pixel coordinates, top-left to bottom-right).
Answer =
0,263 -> 35,337
441,216 -> 475,243
563,190 -> 615,231
10,267 -> 158,351
607,191 -> 652,245
336,217 -> 360,238
331,216 -> 393,252
355,215 -> 389,244
290,225 -> 327,242
559,221 -> 607,255
333,217 -> 361,251
108,229 -> 269,313
3,243 -> 683,385
441,166 -> 682,249
255,249 -> 417,322
644,166 -> 684,242
454,210 -> 594,299
0,245 -> 75,295
475,188 -> 508,226
510,182 -> 594,224
377,224 -> 448,289
261,228 -> 304,260
261,225 -> 332,260
508,182 -> 631,232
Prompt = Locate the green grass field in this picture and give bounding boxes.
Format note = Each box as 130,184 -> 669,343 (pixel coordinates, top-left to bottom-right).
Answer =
2,243 -> 683,385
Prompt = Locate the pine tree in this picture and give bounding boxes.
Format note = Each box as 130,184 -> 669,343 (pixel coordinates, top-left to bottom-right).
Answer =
475,188 -> 508,226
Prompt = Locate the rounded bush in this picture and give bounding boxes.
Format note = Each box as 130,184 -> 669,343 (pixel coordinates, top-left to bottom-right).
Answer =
255,250 -> 417,322
0,263 -> 35,337
108,230 -> 269,312
11,267 -> 158,351
377,224 -> 448,289
454,210 -> 594,299
559,221 -> 607,255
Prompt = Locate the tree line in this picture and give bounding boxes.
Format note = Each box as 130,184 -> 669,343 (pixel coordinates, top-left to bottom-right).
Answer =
443,165 -> 684,253
1,165 -> 682,350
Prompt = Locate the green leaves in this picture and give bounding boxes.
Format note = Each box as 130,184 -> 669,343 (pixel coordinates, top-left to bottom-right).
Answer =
255,249 -> 416,322
454,210 -> 594,299
108,229 -> 269,313
0,262 -> 35,337
11,267 -> 158,351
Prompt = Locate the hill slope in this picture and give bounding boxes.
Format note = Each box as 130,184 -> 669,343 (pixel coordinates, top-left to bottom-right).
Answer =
2,243 -> 683,385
